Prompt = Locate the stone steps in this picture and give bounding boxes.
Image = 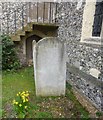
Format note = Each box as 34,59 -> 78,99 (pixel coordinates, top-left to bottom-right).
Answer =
10,23 -> 33,41
10,22 -> 58,41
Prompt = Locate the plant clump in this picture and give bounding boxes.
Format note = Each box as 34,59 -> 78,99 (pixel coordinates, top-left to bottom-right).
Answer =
13,91 -> 30,118
2,34 -> 20,70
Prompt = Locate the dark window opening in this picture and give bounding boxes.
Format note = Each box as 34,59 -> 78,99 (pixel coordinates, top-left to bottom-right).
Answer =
92,1 -> 103,36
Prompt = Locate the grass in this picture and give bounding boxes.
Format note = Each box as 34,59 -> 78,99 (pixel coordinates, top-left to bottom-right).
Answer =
2,66 -> 35,105
35,112 -> 53,118
2,66 -> 91,118
66,84 -> 89,118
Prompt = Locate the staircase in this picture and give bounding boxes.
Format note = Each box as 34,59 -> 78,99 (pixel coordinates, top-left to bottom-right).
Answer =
1,2 -> 59,65
10,22 -> 58,41
1,2 -> 58,41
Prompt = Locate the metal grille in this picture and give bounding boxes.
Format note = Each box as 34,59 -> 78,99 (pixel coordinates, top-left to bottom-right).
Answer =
1,2 -> 58,35
92,1 -> 103,36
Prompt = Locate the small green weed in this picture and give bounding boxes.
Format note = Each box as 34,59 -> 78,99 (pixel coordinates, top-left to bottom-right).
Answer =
96,111 -> 103,117
66,82 -> 72,90
35,112 -> 53,118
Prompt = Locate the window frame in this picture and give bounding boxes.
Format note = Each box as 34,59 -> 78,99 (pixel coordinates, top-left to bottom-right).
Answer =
80,0 -> 103,45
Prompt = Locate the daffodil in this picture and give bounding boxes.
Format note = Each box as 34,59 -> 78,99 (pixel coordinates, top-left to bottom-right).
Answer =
13,91 -> 29,114
22,97 -> 25,101
19,104 -> 22,107
25,106 -> 27,109
26,99 -> 28,102
23,99 -> 26,102
23,94 -> 26,96
15,102 -> 18,105
21,95 -> 24,97
25,93 -> 29,97
22,91 -> 25,94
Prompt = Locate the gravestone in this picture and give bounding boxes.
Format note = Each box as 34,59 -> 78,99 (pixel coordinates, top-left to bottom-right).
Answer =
32,37 -> 66,96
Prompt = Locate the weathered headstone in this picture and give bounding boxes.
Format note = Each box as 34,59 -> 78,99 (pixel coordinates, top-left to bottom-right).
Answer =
32,37 -> 66,96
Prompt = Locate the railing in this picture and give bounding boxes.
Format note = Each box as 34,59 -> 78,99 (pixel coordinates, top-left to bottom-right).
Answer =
1,2 -> 58,35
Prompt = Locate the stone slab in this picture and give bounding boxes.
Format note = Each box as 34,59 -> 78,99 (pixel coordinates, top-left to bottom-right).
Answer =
89,68 -> 100,79
33,37 -> 66,96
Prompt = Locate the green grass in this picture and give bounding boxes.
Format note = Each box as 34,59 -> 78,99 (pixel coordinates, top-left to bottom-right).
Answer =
2,66 -> 90,118
2,66 -> 35,105
35,112 -> 53,118
66,83 -> 89,119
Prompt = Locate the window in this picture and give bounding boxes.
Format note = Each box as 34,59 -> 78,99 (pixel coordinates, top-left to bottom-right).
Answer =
81,0 -> 103,44
92,1 -> 103,37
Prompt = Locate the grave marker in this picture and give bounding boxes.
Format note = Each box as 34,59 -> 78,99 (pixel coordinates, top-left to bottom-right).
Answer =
33,37 -> 66,96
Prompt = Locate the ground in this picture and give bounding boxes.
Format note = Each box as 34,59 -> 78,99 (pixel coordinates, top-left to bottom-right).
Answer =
2,66 -> 103,118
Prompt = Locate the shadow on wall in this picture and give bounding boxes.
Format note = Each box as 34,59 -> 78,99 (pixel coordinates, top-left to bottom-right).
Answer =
26,35 -> 42,65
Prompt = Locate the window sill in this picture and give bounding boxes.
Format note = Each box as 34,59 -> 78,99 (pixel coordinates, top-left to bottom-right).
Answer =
80,37 -> 102,48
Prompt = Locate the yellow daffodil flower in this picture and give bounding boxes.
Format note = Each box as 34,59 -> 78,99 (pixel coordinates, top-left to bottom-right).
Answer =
25,106 -> 27,109
22,91 -> 25,94
19,104 -> 22,107
23,99 -> 25,102
25,93 -> 29,97
15,102 -> 18,105
22,97 -> 25,100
